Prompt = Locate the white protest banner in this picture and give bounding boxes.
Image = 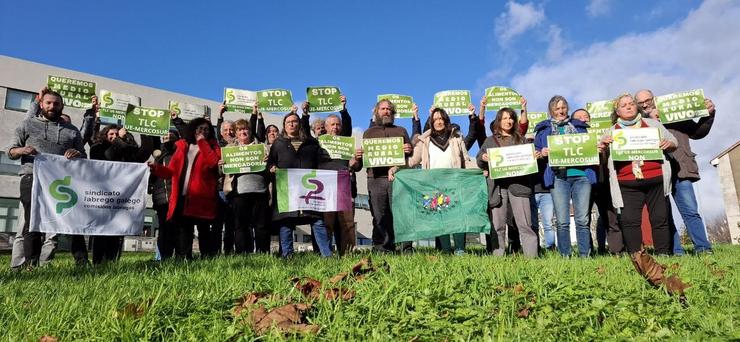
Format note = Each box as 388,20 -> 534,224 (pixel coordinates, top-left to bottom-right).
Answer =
224,88 -> 257,113
169,100 -> 208,122
30,154 -> 150,236
99,89 -> 141,125
610,127 -> 663,161
275,169 -> 352,213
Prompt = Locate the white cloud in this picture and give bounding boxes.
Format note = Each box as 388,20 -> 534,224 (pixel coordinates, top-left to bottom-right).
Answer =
486,0 -> 740,221
495,1 -> 546,44
544,25 -> 566,61
586,0 -> 611,17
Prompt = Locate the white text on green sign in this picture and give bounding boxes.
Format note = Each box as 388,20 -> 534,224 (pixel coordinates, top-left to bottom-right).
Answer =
319,135 -> 355,160
547,133 -> 599,167
487,144 -> 538,179
362,137 -> 405,167
222,144 -> 266,174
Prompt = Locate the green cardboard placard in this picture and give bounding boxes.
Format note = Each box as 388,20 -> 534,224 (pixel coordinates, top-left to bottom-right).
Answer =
169,100 -> 207,122
547,133 -> 599,167
221,144 -> 266,174
526,112 -> 549,134
362,137 -> 405,167
257,89 -> 293,113
610,127 -> 663,161
484,86 -> 522,112
319,135 -> 355,160
224,88 -> 257,113
655,89 -> 709,124
306,86 -> 342,113
124,106 -> 171,136
99,89 -> 141,125
47,75 -> 96,109
433,90 -> 471,116
377,94 -> 414,118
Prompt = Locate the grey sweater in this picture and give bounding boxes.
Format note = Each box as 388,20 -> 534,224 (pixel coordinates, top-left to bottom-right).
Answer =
6,115 -> 87,175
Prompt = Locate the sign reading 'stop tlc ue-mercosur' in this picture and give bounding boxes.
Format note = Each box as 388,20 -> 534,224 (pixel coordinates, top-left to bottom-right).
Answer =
221,144 -> 267,174
654,89 -> 709,124
585,100 -> 615,135
433,90 -> 471,116
377,94 -> 414,118
307,86 -> 343,113
546,133 -> 599,167
257,89 -> 294,113
169,101 -> 208,122
47,75 -> 96,109
224,88 -> 257,113
124,106 -> 171,136
319,135 -> 355,160
486,144 -> 538,179
526,112 -> 549,134
99,90 -> 141,125
610,127 -> 663,161
362,137 -> 405,167
484,86 -> 522,112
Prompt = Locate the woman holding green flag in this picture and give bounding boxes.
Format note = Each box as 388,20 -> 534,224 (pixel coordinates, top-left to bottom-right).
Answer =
476,106 -> 537,257
407,105 -> 476,255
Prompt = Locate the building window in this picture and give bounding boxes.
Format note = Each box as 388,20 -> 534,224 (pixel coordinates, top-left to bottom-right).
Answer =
4,88 -> 35,112
302,235 -> 312,243
0,198 -> 20,233
354,194 -> 370,210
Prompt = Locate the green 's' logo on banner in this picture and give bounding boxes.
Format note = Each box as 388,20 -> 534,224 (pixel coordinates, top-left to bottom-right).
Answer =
613,131 -> 627,148
170,102 -> 181,115
102,91 -> 114,106
49,176 -> 77,214
226,89 -> 235,102
300,170 -> 324,203
489,150 -> 504,167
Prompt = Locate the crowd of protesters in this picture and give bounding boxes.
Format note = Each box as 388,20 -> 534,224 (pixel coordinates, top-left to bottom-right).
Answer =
7,84 -> 718,269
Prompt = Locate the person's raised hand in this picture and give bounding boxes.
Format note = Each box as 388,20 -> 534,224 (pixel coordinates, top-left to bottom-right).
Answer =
705,98 -> 716,115
64,149 -> 81,159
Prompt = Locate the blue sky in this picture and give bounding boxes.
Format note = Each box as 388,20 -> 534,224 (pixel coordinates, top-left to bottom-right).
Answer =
2,0 -> 738,222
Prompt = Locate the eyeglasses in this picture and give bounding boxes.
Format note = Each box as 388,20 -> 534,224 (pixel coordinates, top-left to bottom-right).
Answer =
637,98 -> 654,106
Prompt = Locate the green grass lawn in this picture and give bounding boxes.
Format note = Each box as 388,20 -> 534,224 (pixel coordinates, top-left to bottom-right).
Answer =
0,246 -> 738,341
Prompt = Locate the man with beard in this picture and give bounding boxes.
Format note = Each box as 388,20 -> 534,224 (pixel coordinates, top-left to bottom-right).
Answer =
357,99 -> 412,252
635,89 -> 716,255
7,90 -> 88,268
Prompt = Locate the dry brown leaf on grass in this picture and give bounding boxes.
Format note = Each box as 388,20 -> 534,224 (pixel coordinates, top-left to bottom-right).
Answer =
292,277 -> 323,299
329,272 -> 349,285
516,307 -> 530,318
631,250 -> 691,296
39,336 -> 58,342
324,288 -> 356,301
426,256 -> 439,262
118,298 -> 153,319
513,284 -> 525,295
250,303 -> 320,335
233,292 -> 273,317
596,266 -> 606,274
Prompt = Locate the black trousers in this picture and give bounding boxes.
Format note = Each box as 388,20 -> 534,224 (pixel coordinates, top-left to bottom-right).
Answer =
212,197 -> 235,255
368,177 -> 396,251
20,174 -> 88,266
90,236 -> 123,264
231,192 -> 270,254
155,204 -> 176,260
618,177 -> 671,255
170,198 -> 211,260
591,182 -> 623,254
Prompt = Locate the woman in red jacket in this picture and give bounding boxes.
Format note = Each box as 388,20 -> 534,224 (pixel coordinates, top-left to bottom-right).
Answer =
149,118 -> 221,260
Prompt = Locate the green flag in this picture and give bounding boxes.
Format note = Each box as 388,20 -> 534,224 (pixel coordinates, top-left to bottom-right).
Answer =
392,169 -> 490,243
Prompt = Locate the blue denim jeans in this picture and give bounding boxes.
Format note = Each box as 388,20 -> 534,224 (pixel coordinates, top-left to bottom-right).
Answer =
311,219 -> 334,257
551,176 -> 592,257
533,193 -> 556,248
671,179 -> 712,254
278,223 -> 296,257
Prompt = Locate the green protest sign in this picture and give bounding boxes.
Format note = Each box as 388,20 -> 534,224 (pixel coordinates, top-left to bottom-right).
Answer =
585,100 -> 614,135
655,89 -> 709,124
526,112 -> 549,134
257,89 -> 293,113
433,90 -> 471,116
486,144 -> 538,179
223,88 -> 257,113
610,127 -> 663,161
484,86 -> 522,112
546,133 -> 599,167
124,106 -> 171,136
362,137 -> 405,167
221,144 -> 266,174
377,94 -> 414,118
47,75 -> 96,109
306,86 -> 342,113
169,100 -> 207,122
319,135 -> 355,160
99,90 -> 141,125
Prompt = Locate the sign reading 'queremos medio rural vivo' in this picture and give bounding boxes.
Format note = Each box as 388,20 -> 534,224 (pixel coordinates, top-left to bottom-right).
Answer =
307,86 -> 343,113
362,137 -> 405,167
125,106 -> 171,136
655,89 -> 709,124
377,94 -> 414,118
546,133 -> 599,167
47,75 -> 96,109
433,90 -> 471,116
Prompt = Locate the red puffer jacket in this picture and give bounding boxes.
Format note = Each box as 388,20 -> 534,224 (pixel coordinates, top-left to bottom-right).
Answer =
151,138 -> 221,220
